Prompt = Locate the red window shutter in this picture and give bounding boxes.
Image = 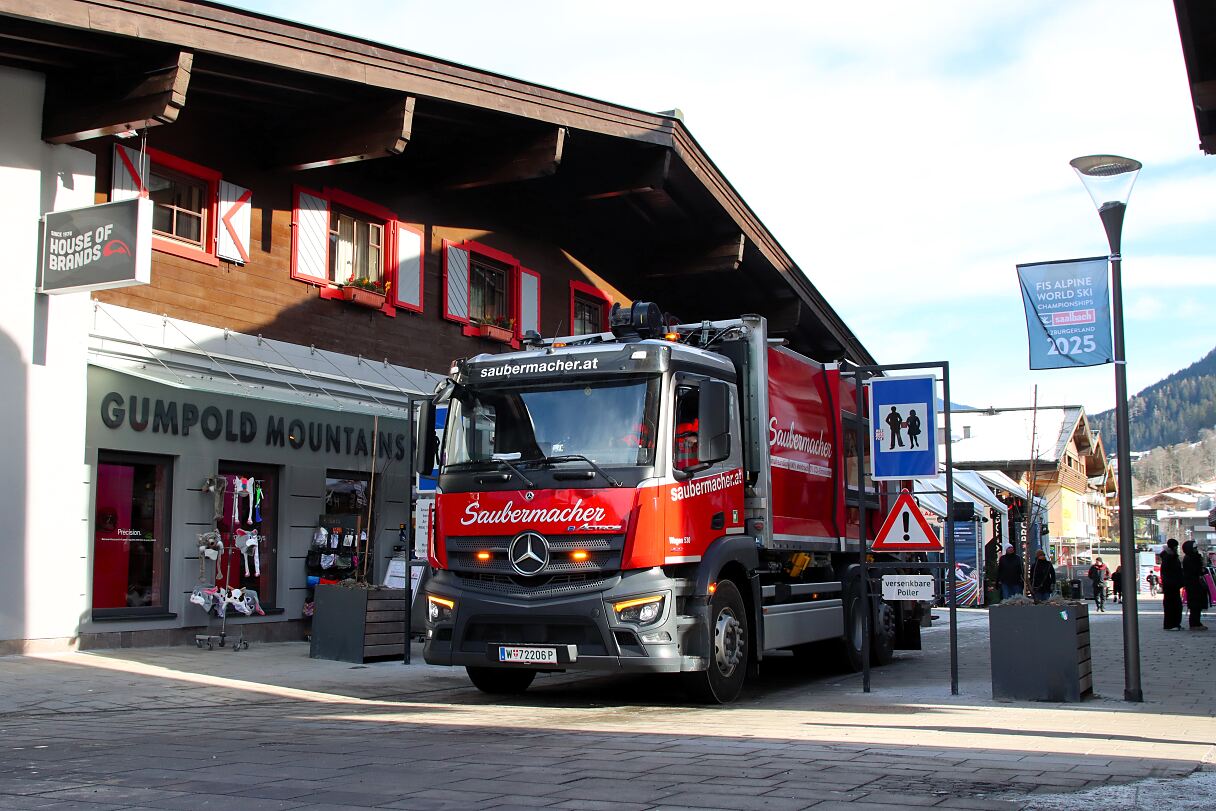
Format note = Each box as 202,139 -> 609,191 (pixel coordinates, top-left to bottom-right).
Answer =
518,267 -> 541,337
217,180 -> 252,264
443,240 -> 471,324
111,143 -> 147,201
395,224 -> 424,313
292,187 -> 329,284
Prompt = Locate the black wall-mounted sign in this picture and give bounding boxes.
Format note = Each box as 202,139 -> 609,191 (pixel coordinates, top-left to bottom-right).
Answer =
40,198 -> 152,294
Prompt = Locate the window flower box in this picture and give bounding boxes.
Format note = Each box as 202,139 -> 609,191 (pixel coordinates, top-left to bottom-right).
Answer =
477,323 -> 514,342
340,284 -> 386,309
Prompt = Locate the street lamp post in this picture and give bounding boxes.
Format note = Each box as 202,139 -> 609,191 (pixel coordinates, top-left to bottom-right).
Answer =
1070,154 -> 1143,703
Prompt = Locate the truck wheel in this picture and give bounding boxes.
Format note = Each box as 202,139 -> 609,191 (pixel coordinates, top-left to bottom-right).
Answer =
683,580 -> 749,703
838,573 -> 865,672
465,666 -> 536,695
871,601 -> 896,666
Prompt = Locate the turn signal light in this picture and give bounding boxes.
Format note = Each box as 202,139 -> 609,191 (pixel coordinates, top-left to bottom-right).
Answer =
663,332 -> 680,341
476,551 -> 492,561
708,582 -> 717,595
570,550 -> 589,561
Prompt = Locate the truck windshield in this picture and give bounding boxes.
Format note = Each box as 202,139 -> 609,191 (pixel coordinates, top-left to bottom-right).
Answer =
443,378 -> 660,470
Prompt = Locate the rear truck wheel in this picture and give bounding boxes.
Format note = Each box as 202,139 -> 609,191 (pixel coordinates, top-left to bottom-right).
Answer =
838,573 -> 865,672
465,666 -> 537,695
871,600 -> 896,666
683,579 -> 749,704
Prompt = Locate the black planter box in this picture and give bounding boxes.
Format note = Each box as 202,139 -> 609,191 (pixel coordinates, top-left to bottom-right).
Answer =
310,585 -> 407,663
989,603 -> 1092,702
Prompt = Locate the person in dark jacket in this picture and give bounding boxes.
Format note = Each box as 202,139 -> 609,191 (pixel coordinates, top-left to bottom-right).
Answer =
997,545 -> 1024,600
1160,538 -> 1184,631
1030,549 -> 1055,603
1087,558 -> 1109,611
1182,540 -> 1209,631
1112,565 -> 1123,603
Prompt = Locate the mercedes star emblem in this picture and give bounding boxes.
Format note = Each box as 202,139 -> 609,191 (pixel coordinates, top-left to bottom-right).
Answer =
508,531 -> 549,577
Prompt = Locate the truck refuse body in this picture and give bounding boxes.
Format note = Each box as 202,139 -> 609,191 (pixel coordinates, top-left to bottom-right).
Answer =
416,303 -> 925,702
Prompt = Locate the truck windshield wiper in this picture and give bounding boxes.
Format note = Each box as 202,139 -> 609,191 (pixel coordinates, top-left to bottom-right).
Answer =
532,454 -> 623,487
448,456 -> 536,488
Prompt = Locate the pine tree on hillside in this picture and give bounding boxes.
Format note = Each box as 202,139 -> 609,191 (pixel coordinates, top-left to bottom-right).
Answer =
1092,346 -> 1216,453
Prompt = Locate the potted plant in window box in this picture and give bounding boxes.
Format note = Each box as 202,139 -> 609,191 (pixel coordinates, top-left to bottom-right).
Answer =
338,277 -> 388,309
473,315 -> 514,342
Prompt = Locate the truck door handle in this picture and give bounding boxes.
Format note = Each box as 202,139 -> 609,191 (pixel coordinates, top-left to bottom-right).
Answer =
711,512 -> 725,530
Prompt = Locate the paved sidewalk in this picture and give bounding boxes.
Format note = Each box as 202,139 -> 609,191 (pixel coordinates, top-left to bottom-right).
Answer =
0,600 -> 1211,810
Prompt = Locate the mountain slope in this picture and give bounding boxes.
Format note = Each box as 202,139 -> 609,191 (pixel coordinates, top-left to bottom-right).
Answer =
1090,346 -> 1216,453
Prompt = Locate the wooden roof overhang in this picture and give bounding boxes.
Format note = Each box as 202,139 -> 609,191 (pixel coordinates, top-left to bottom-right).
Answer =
0,0 -> 873,364
1175,0 -> 1216,154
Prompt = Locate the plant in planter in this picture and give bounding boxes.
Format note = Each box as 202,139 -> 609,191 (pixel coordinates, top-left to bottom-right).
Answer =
338,276 -> 389,309
472,315 -> 515,342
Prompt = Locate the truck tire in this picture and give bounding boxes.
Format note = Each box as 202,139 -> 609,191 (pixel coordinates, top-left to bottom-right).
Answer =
871,601 -> 896,666
683,580 -> 749,703
465,666 -> 536,695
838,573 -> 865,672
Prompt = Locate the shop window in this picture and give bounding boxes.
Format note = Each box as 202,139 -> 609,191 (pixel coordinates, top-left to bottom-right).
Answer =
92,452 -> 172,618
326,473 -> 370,515
569,281 -> 611,337
303,473 -> 373,602
216,462 -> 278,608
329,209 -> 384,286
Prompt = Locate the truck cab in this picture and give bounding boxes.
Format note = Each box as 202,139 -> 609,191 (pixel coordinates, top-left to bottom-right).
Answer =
418,303 -> 919,702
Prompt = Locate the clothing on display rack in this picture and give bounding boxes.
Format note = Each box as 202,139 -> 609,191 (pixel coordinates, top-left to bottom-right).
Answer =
201,475 -> 227,522
235,529 -> 261,577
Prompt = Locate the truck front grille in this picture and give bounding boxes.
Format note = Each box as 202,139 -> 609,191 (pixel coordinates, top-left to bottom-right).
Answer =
446,534 -> 624,579
453,571 -> 620,599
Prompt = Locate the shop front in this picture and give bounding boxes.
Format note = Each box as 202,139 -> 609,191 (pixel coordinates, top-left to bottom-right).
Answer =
82,365 -> 413,647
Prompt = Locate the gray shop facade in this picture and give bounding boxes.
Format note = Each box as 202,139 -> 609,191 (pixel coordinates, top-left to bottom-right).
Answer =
81,362 -> 416,648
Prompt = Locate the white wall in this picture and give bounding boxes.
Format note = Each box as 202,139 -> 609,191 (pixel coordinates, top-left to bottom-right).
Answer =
0,67 -> 95,648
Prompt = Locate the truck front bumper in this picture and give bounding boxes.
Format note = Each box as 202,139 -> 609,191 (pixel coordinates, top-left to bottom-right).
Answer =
422,567 -> 704,674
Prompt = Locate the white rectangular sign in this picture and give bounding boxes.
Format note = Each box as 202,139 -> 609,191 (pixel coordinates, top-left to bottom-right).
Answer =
882,574 -> 935,601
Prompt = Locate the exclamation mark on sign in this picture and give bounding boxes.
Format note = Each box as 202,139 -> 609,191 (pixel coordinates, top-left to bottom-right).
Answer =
902,512 -> 910,541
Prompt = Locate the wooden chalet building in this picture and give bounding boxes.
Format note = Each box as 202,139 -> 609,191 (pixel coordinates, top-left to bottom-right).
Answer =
0,0 -> 874,650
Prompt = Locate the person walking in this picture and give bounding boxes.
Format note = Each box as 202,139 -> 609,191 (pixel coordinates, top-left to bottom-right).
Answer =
1112,564 -> 1123,604
1030,549 -> 1056,603
997,545 -> 1024,601
1147,571 -> 1159,596
1087,557 -> 1109,612
1161,538 -> 1183,631
1182,540 -> 1209,631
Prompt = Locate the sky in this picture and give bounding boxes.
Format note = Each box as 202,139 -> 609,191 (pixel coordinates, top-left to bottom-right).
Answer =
233,0 -> 1216,414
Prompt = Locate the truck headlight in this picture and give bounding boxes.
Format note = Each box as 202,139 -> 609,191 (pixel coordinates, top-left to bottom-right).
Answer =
426,594 -> 455,623
613,594 -> 665,626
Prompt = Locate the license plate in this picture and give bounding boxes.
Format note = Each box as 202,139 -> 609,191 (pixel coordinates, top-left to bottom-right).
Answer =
498,646 -> 558,664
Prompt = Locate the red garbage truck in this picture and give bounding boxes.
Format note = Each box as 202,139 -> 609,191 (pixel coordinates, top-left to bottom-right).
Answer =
416,303 -> 923,702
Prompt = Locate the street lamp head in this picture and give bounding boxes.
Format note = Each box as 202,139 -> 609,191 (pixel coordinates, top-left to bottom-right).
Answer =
1070,154 -> 1142,211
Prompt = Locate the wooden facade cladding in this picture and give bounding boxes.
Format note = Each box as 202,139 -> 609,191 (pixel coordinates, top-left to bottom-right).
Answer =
87,138 -> 627,373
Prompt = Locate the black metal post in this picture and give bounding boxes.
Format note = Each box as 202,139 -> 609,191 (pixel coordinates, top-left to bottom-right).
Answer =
858,369 -> 871,693
942,362 -> 958,696
1100,202 -> 1143,703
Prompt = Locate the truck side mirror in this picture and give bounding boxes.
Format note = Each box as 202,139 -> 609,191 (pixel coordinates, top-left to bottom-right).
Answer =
697,380 -> 731,464
415,399 -> 438,475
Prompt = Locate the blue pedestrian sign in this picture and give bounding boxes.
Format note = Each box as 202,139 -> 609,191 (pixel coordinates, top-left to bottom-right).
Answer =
868,375 -> 938,480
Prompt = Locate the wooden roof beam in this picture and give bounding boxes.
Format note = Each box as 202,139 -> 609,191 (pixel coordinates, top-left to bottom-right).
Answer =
646,233 -> 746,278
42,50 -> 192,144
577,149 -> 671,200
274,95 -> 414,171
441,127 -> 565,191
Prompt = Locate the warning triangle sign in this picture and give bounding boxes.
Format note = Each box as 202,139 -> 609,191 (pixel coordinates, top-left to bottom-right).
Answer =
871,489 -> 943,552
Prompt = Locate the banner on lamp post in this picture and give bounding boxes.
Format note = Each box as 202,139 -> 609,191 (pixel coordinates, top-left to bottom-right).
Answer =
1016,256 -> 1113,370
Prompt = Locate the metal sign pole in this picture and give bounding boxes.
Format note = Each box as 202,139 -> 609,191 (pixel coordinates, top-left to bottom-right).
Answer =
859,369 -> 872,694
942,362 -> 959,696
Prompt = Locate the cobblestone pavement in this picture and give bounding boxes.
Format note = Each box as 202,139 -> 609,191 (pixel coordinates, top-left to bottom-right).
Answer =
0,599 -> 1211,810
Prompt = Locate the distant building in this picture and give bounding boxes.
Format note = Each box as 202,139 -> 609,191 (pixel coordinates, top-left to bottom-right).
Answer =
1134,481 -> 1216,548
947,406 -> 1111,565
